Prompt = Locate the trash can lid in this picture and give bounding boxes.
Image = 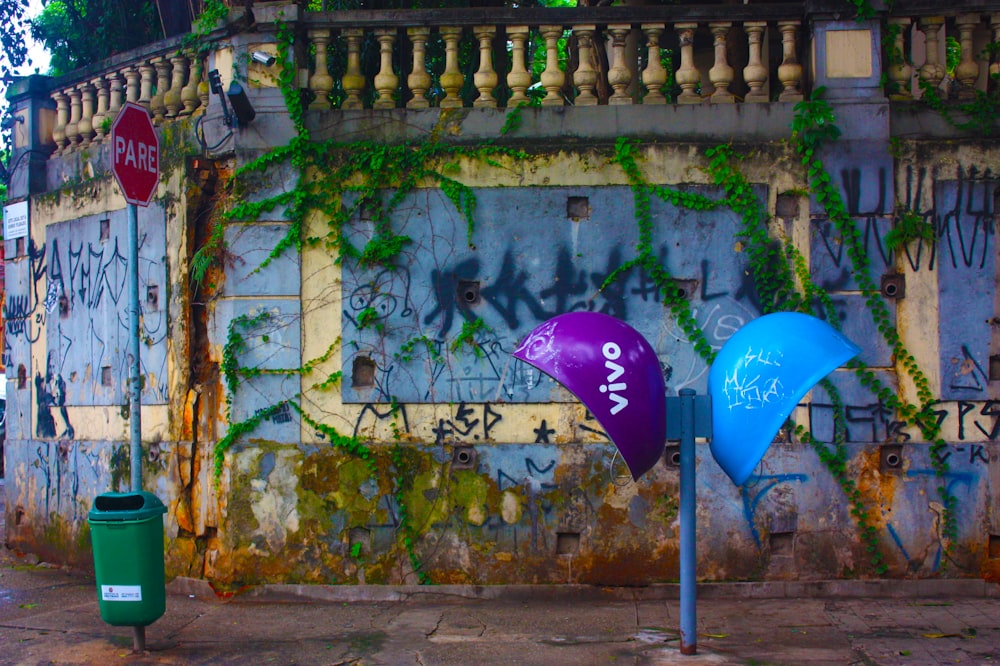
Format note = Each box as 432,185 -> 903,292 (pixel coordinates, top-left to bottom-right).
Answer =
88,491 -> 167,522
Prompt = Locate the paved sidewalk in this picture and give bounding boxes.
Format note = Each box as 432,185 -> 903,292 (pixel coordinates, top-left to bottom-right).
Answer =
3,480 -> 1000,665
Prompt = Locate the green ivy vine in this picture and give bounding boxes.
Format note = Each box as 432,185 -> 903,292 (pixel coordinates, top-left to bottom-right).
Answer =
200,16 -> 533,584
791,89 -> 957,549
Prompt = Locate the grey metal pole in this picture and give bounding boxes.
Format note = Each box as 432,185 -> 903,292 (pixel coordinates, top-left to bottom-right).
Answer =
128,202 -> 142,492
679,388 -> 697,655
132,625 -> 146,653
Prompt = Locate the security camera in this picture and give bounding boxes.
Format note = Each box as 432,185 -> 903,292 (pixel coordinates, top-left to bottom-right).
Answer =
251,51 -> 276,67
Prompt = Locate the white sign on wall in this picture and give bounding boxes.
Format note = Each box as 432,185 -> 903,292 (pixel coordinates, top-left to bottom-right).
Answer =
3,200 -> 28,240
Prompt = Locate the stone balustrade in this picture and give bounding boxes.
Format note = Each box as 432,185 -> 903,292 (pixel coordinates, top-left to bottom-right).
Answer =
50,50 -> 207,155
886,11 -> 1000,101
20,4 -> 1000,159
300,13 -> 808,110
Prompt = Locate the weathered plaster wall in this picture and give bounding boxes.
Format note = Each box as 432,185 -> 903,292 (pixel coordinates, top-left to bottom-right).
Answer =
4,104 -> 1000,587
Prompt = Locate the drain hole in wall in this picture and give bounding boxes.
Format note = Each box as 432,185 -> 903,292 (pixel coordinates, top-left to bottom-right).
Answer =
457,280 -> 480,306
352,357 -> 376,388
880,444 -> 903,474
349,527 -> 371,556
567,196 -> 590,220
452,445 -> 477,470
557,532 -> 580,556
146,284 -> 159,310
769,532 -> 794,556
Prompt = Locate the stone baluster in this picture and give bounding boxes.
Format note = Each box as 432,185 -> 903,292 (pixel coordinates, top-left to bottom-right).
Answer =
917,17 -> 946,94
407,27 -> 432,108
675,23 -> 700,104
607,25 -> 632,105
151,58 -> 172,123
440,27 -> 465,108
66,85 -> 82,150
743,22 -> 768,102
955,14 -> 981,100
91,76 -> 110,144
78,82 -> 96,147
197,64 -> 211,110
165,54 -> 188,117
885,18 -> 912,100
507,26 -> 532,106
138,61 -> 155,108
641,24 -> 667,104
709,23 -> 735,103
342,29 -> 366,109
777,21 -> 803,102
373,29 -> 399,109
52,91 -> 68,154
473,25 -> 498,108
309,29 -> 334,109
572,25 -> 599,106
182,54 -> 203,115
540,25 -> 566,106
125,66 -> 142,104
109,72 -> 125,117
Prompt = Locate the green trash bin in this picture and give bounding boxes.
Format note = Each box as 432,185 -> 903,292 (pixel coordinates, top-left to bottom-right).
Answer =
88,491 -> 167,627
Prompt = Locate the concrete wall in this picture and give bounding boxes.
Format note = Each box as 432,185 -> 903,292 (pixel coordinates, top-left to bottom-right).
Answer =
4,102 -> 1000,586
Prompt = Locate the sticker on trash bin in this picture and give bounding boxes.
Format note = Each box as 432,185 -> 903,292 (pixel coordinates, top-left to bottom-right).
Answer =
101,585 -> 142,601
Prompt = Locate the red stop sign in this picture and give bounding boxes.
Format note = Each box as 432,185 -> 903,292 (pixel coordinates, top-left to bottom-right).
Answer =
111,102 -> 159,207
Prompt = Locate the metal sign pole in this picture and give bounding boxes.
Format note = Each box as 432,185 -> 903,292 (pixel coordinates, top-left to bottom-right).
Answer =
128,202 -> 142,493
666,388 -> 712,657
678,388 -> 697,655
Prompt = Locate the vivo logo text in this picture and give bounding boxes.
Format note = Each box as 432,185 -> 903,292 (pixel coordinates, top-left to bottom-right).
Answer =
598,342 -> 629,415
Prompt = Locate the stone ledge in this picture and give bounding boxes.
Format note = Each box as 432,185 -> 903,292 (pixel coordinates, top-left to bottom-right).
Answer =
165,576 -> 1000,604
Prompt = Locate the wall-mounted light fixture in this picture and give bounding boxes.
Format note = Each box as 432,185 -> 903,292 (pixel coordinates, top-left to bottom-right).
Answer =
208,69 -> 256,128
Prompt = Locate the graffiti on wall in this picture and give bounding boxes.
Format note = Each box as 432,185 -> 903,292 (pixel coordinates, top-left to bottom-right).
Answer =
2,211 -> 169,438
341,185 -> 765,404
812,165 -> 997,401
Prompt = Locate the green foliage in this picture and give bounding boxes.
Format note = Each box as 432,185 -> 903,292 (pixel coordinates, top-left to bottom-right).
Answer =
191,221 -> 226,289
846,0 -> 877,20
390,441 -> 431,585
357,306 -> 384,333
945,36 -> 961,77
396,335 -> 444,364
790,90 -> 957,551
221,311 -> 275,412
30,0 -> 164,76
609,138 -> 718,362
885,207 -> 934,252
0,0 -> 31,152
213,401 -> 289,479
181,0 -> 229,55
500,104 -> 526,136
918,76 -> 1000,137
450,318 -> 489,357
